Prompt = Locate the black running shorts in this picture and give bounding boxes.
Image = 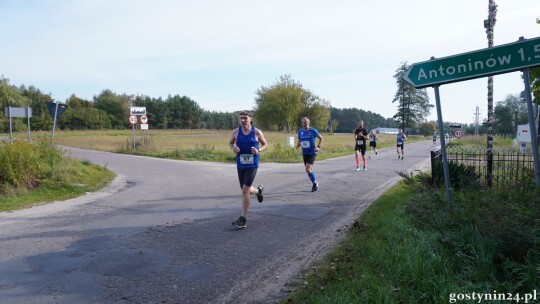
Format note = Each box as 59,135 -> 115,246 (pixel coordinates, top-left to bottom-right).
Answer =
237,167 -> 258,188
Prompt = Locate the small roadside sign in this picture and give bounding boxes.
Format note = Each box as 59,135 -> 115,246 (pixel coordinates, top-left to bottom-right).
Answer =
140,115 -> 148,124
141,124 -> 148,130
129,115 -> 138,125
45,102 -> 68,118
130,107 -> 146,115
454,129 -> 463,139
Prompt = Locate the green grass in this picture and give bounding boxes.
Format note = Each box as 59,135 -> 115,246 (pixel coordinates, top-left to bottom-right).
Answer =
0,141 -> 115,212
5,130 -> 427,163
283,178 -> 539,303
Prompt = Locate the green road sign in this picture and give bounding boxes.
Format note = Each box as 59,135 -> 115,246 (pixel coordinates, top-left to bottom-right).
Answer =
403,36 -> 540,88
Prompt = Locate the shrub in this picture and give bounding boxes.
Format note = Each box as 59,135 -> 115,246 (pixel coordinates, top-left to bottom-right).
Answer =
0,141 -> 61,195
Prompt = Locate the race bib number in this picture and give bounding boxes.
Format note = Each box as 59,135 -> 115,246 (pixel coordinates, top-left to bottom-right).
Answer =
357,140 -> 364,145
240,154 -> 254,165
301,141 -> 310,148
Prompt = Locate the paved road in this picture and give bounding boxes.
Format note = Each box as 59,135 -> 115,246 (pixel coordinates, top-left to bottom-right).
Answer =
0,140 -> 433,303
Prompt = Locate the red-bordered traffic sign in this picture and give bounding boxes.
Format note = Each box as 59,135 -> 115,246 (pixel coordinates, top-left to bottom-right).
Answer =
140,115 -> 148,124
129,115 -> 138,125
454,129 -> 463,139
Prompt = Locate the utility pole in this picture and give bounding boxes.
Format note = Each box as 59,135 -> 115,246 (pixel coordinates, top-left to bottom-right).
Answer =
484,0 -> 497,187
473,105 -> 481,136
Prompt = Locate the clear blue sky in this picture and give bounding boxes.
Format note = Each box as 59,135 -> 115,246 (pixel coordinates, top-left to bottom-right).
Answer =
1,0 -> 539,124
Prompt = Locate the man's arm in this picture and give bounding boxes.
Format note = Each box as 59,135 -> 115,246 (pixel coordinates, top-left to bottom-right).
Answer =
255,129 -> 268,153
229,128 -> 240,153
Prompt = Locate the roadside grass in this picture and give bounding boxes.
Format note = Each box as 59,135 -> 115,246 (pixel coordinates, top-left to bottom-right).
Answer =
0,140 -> 115,212
283,178 -> 539,303
6,130 -> 426,163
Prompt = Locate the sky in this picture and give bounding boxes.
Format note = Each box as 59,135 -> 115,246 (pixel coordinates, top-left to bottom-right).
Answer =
1,0 -> 539,125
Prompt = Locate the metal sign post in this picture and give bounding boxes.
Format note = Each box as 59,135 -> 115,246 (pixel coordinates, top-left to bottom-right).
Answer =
7,106 -> 12,144
434,85 -> 452,203
523,68 -> 540,185
50,102 -> 59,147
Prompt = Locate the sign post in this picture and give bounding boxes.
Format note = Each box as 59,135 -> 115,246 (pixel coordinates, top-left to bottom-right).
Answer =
4,107 -> 33,144
403,36 -> 540,88
522,68 -> 540,185
129,107 -> 147,150
46,102 -> 68,146
404,36 -> 540,195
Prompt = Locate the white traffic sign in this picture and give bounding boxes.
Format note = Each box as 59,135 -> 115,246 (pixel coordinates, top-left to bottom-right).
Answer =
130,107 -> 146,115
129,115 -> 138,125
454,129 -> 463,139
141,123 -> 149,130
140,115 -> 148,124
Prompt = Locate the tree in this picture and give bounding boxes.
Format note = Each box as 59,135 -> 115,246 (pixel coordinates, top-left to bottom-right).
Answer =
492,94 -> 528,135
392,62 -> 433,129
0,77 -> 31,132
254,74 -> 330,132
60,95 -> 111,130
93,90 -> 129,129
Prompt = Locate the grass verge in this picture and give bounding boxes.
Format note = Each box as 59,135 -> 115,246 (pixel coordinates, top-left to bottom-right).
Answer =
0,142 -> 115,212
283,179 -> 539,303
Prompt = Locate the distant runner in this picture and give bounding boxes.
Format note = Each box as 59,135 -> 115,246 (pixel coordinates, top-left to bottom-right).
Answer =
354,121 -> 368,171
433,132 -> 437,144
368,130 -> 378,159
296,117 -> 323,192
396,128 -> 407,160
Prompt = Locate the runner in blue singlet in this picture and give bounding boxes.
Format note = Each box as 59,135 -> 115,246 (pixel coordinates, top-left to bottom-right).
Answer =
229,110 -> 268,229
296,117 -> 323,192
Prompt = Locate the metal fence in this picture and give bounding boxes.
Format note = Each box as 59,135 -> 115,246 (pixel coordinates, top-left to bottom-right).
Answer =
431,146 -> 535,189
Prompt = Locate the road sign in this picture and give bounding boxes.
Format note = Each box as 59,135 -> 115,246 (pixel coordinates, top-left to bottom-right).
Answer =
454,129 -> 463,139
403,36 -> 540,88
140,115 -> 148,124
130,107 -> 146,115
449,123 -> 462,128
5,107 -> 32,118
129,115 -> 137,125
45,102 -> 68,118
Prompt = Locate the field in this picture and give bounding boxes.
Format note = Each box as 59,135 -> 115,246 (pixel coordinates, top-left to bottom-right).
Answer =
4,129 -> 427,162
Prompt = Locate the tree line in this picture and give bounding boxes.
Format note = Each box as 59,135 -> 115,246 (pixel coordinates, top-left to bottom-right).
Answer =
2,66 -> 538,135
0,75 -> 396,134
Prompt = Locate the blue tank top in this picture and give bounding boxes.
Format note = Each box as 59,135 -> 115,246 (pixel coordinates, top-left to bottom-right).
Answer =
397,133 -> 405,145
236,126 -> 259,168
298,127 -> 320,155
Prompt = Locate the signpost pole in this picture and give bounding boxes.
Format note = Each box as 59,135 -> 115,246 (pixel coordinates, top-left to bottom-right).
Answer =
50,102 -> 59,147
522,68 -> 540,186
434,85 -> 453,203
26,107 -> 31,143
8,106 -> 13,144
132,124 -> 136,150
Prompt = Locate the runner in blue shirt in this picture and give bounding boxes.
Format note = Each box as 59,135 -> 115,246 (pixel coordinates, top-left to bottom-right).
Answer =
396,128 -> 407,160
229,110 -> 268,229
296,117 -> 323,192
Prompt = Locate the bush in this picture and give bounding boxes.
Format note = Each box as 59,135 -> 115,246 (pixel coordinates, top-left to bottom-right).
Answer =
0,141 -> 61,194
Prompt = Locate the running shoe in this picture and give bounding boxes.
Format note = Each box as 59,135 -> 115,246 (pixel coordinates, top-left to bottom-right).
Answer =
363,166 -> 367,171
398,155 -> 400,159
256,185 -> 264,203
232,216 -> 247,229
355,167 -> 361,171
375,151 -> 378,155
368,155 -> 371,159
401,156 -> 404,160
311,182 -> 319,192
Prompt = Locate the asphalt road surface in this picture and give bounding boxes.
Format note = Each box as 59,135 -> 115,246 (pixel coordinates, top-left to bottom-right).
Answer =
0,140 -> 434,304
